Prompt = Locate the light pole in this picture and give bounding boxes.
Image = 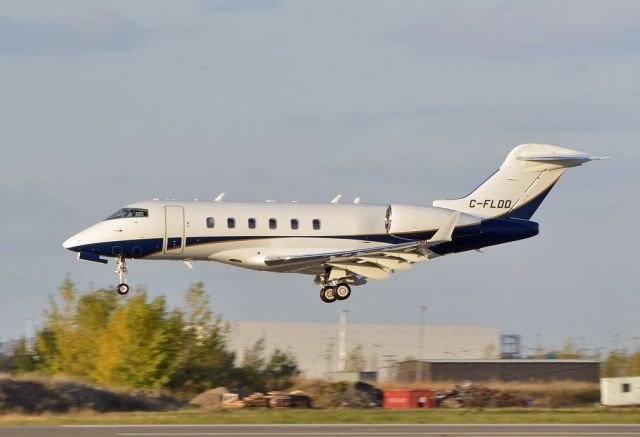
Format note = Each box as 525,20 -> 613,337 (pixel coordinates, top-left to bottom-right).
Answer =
417,305 -> 427,384
338,310 -> 349,371
325,338 -> 335,373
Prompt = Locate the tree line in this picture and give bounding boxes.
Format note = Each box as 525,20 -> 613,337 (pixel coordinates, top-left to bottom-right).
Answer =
11,278 -> 300,396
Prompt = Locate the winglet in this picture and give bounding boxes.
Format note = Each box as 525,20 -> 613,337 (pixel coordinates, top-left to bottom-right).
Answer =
427,211 -> 460,245
214,192 -> 225,202
330,194 -> 342,204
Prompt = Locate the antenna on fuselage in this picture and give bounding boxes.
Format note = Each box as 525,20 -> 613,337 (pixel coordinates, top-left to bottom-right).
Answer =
214,192 -> 225,202
330,194 -> 342,204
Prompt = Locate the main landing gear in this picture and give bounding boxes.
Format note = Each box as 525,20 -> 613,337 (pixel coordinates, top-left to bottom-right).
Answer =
115,256 -> 130,295
316,268 -> 362,303
319,282 -> 351,303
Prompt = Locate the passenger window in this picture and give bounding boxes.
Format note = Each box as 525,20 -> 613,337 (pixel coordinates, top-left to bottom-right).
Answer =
313,219 -> 321,230
291,219 -> 299,230
227,218 -> 236,229
206,217 -> 215,228
248,218 -> 256,229
269,218 -> 277,229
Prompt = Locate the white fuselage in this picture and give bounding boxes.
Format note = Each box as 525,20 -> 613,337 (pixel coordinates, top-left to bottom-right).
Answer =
63,200 -> 487,273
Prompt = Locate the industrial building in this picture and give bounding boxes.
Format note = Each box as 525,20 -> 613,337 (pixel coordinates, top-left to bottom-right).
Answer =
225,320 -> 500,379
398,359 -> 600,383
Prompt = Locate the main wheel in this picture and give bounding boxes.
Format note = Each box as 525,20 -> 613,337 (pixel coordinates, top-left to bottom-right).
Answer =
320,287 -> 337,303
335,283 -> 351,300
116,283 -> 130,295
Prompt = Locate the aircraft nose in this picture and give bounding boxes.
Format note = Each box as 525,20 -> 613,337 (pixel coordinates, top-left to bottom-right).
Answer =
63,234 -> 82,251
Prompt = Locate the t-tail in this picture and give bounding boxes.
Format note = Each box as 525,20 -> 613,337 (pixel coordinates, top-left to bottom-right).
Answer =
433,144 -> 607,220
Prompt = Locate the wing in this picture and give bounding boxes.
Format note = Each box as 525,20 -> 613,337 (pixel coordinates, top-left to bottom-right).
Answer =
264,211 -> 460,280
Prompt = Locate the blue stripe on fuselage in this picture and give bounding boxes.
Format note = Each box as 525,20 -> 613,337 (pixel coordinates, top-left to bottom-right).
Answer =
64,217 -> 538,259
67,238 -> 164,258
429,217 -> 539,255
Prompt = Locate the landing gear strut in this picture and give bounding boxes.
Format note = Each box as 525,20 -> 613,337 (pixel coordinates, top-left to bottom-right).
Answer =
316,268 -> 360,303
116,256 -> 130,295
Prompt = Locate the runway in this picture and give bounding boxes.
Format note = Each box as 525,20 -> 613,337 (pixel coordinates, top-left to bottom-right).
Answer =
1,424 -> 640,437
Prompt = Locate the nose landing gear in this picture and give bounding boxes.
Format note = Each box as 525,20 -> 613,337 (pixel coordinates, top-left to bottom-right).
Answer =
116,256 -> 130,295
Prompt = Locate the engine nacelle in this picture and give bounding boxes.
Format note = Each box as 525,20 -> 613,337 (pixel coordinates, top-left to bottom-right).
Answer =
387,204 -> 471,234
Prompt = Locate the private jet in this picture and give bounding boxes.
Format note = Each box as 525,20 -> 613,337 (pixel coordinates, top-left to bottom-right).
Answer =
63,144 -> 605,303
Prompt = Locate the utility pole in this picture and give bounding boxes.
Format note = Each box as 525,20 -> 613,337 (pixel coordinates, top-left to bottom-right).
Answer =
25,319 -> 34,354
338,310 -> 349,371
417,305 -> 427,384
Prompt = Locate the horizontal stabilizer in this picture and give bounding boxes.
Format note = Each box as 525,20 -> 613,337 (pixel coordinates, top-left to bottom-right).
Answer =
517,153 -> 609,166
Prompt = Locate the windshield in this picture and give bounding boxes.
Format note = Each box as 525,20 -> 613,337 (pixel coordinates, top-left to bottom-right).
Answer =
105,208 -> 149,220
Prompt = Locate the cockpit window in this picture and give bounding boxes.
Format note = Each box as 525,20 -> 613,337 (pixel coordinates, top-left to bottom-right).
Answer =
105,208 -> 149,220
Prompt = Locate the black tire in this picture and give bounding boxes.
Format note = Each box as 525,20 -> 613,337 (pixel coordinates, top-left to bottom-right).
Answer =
320,287 -> 337,303
116,283 -> 130,295
335,283 -> 351,300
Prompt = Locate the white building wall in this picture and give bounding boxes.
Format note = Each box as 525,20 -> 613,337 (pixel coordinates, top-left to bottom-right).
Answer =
225,321 -> 500,379
601,377 -> 640,406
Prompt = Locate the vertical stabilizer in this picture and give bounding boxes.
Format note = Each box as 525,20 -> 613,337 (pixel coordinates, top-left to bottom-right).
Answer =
433,144 -> 605,219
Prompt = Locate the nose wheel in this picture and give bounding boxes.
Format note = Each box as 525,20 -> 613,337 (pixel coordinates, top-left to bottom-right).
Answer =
117,283 -> 130,295
116,256 -> 130,295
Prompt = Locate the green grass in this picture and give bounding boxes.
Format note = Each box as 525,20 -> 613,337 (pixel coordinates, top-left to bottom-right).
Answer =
1,407 -> 640,426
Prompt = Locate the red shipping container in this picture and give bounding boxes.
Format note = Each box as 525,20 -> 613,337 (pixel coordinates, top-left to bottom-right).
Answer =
383,389 -> 436,409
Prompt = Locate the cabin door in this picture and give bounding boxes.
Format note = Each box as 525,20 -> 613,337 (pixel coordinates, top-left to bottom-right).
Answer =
164,206 -> 185,254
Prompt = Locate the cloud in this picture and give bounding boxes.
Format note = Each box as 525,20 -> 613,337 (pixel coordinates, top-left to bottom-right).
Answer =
0,13 -> 143,55
278,101 -> 640,132
395,0 -> 640,57
203,0 -> 283,12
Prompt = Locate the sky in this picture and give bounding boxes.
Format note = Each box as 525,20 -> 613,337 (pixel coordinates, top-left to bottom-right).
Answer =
1,0 -> 638,356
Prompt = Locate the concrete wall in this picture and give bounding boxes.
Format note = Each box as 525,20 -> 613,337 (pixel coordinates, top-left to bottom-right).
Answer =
225,321 -> 500,379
